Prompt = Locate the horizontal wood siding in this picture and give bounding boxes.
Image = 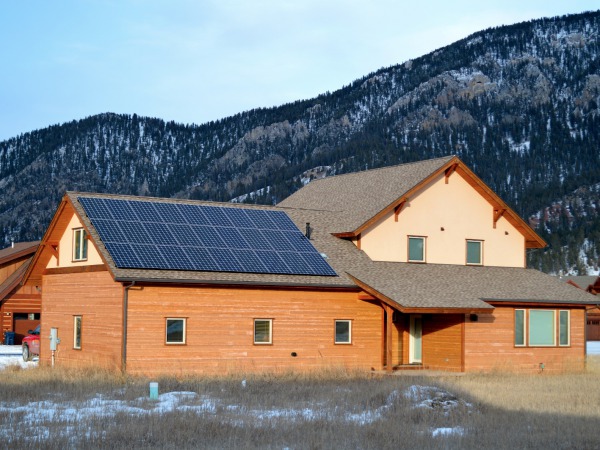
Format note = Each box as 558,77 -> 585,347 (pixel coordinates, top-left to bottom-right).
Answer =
422,314 -> 463,372
464,307 -> 586,373
125,285 -> 382,376
41,271 -> 122,371
1,282 -> 41,340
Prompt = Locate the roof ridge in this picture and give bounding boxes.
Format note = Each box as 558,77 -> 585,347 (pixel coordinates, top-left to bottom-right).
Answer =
302,155 -> 455,184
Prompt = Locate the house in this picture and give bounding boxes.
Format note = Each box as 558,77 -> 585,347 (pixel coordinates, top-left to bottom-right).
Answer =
0,241 -> 41,344
23,156 -> 598,375
559,276 -> 600,340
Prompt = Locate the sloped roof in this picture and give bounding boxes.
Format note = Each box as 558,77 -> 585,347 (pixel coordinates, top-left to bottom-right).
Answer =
0,241 -> 39,266
347,262 -> 598,312
279,156 -> 454,233
0,256 -> 33,300
559,275 -> 599,291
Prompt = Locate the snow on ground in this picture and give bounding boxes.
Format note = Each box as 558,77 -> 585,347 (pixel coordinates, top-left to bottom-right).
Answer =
0,345 -> 37,370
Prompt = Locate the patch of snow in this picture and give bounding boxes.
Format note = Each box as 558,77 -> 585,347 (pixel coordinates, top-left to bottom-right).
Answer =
431,426 -> 465,437
588,341 -> 600,355
0,345 -> 37,371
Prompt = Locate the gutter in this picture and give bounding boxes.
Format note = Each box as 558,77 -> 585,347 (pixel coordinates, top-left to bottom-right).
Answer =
121,281 -> 136,373
113,276 -> 356,290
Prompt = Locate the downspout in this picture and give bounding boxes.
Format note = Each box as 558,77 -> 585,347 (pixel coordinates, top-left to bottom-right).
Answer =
122,281 -> 136,373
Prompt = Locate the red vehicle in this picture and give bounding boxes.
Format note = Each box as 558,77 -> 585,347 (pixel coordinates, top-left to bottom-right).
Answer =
22,325 -> 40,361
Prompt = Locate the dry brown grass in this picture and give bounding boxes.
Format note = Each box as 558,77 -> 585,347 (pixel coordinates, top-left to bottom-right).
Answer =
1,359 -> 599,449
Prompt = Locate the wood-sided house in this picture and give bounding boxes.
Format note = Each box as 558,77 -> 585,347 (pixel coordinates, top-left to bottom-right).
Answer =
24,156 -> 597,375
0,241 -> 41,344
560,276 -> 600,340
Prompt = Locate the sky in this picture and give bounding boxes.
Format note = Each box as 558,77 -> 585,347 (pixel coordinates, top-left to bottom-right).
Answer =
0,1 -> 598,141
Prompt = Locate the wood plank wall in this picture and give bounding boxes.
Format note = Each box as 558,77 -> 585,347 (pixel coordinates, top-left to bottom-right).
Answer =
41,271 -> 123,371
422,314 -> 463,372
125,285 -> 383,376
464,306 -> 586,373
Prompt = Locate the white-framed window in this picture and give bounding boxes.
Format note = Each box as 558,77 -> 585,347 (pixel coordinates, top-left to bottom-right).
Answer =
73,315 -> 82,350
165,318 -> 186,345
73,228 -> 88,261
335,320 -> 352,344
408,236 -> 426,263
514,309 -> 571,347
466,240 -> 483,265
514,309 -> 525,347
559,310 -> 570,346
254,319 -> 272,345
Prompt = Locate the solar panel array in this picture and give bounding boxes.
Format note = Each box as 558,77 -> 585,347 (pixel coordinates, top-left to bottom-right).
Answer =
78,197 -> 337,277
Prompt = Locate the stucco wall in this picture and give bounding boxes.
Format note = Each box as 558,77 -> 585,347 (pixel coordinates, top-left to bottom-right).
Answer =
46,213 -> 104,269
359,172 -> 525,267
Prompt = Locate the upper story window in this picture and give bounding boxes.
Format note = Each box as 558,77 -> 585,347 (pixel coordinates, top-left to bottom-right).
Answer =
408,236 -> 426,263
73,228 -> 88,261
466,240 -> 482,265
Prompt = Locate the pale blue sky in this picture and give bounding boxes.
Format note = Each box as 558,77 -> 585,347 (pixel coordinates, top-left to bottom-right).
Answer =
1,1 -> 597,141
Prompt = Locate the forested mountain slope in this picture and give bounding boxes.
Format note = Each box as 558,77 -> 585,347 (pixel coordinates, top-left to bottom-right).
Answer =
1,10 -> 599,274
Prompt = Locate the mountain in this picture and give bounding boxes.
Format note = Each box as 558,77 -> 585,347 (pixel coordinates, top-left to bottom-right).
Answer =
1,10 -> 599,275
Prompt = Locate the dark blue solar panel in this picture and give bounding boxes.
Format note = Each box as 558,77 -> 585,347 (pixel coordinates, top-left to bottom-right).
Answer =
131,201 -> 157,222
152,202 -> 187,224
104,243 -> 141,268
203,206 -> 234,227
142,222 -> 179,246
179,204 -> 210,225
79,197 -> 114,220
79,196 -> 336,277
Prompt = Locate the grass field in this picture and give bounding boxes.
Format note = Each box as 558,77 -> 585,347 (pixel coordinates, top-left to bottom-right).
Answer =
1,357 -> 599,449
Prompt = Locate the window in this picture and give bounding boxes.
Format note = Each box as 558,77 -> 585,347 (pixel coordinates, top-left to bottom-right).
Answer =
559,310 -> 570,346
335,320 -> 352,344
515,309 -> 571,347
529,310 -> 555,346
166,318 -> 186,344
73,228 -> 88,261
408,236 -> 426,262
466,240 -> 482,265
254,319 -> 272,344
514,310 -> 525,346
73,316 -> 82,350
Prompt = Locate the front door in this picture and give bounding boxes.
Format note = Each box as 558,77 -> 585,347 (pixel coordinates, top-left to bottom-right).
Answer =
409,316 -> 422,364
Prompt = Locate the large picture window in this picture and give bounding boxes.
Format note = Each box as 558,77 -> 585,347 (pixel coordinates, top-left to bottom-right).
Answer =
73,228 -> 88,261
335,320 -> 352,344
514,309 -> 570,347
529,310 -> 555,346
166,318 -> 186,345
408,236 -> 426,263
254,319 -> 272,344
466,240 -> 482,265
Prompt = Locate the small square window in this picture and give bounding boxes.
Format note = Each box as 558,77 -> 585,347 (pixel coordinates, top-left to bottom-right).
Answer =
73,316 -> 82,350
73,228 -> 88,261
166,318 -> 186,345
254,319 -> 272,344
408,236 -> 426,262
335,320 -> 352,344
466,240 -> 482,265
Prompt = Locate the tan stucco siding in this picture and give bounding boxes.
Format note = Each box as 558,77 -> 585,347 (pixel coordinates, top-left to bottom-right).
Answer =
46,213 -> 104,269
359,172 -> 526,267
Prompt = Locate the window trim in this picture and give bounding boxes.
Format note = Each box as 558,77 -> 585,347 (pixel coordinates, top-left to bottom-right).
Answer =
334,319 -> 352,345
254,319 -> 273,345
514,309 -> 526,347
559,310 -> 570,347
407,236 -> 426,263
73,315 -> 82,350
466,239 -> 483,265
72,228 -> 88,262
165,317 -> 187,345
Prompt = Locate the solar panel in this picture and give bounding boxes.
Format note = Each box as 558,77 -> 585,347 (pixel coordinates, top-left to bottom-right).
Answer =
78,196 -> 337,277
